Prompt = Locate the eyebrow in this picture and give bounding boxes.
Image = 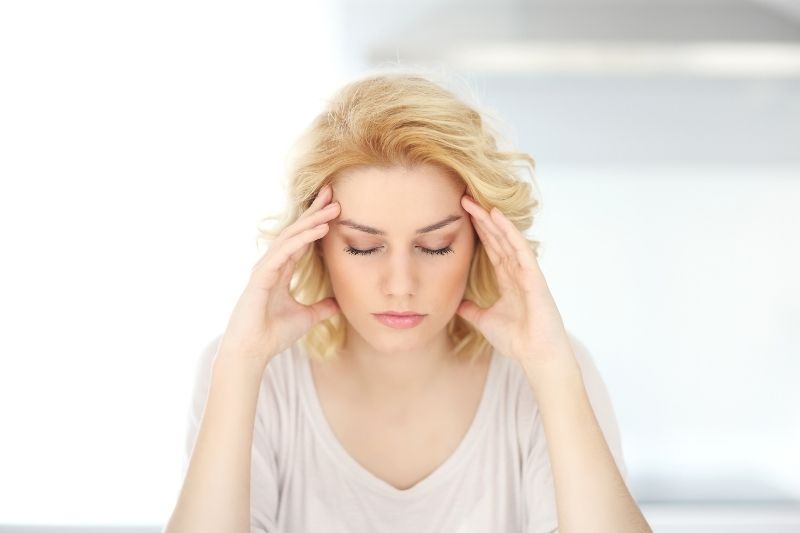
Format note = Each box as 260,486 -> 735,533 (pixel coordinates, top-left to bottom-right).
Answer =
337,214 -> 462,236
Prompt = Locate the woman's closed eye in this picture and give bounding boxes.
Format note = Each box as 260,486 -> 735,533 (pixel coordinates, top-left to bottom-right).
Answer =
344,245 -> 454,256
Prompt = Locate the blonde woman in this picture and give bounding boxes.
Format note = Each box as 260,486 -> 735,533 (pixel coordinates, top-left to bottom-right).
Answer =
164,70 -> 652,533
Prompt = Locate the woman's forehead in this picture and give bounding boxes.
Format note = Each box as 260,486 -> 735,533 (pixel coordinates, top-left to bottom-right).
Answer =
332,163 -> 465,196
328,165 -> 468,236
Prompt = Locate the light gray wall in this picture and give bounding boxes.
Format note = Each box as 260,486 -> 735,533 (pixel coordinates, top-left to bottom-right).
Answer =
477,75 -> 800,166
337,0 -> 800,506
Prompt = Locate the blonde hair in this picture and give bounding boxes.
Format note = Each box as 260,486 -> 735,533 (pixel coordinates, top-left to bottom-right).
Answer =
256,66 -> 541,365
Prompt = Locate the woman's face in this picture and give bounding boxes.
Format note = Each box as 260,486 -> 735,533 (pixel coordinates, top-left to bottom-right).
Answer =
317,163 -> 477,354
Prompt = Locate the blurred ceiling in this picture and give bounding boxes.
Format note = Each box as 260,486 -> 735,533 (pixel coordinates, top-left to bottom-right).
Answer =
332,0 -> 800,166
338,0 -> 800,76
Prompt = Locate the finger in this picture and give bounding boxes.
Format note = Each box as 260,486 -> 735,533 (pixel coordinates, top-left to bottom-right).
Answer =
254,189 -> 339,279
250,185 -> 337,275
278,254 -> 296,288
307,183 -> 332,211
462,200 -> 515,290
483,207 -> 517,263
297,183 -> 335,224
283,198 -> 340,242
489,208 -> 551,296
457,298 -> 485,330
480,208 -> 536,293
462,197 -> 500,259
473,216 -> 516,291
309,296 -> 341,324
462,198 -> 510,265
489,207 -> 537,271
254,222 -> 330,283
472,216 -> 501,266
282,221 -> 331,266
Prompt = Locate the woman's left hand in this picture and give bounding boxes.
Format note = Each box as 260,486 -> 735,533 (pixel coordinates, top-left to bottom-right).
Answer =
457,194 -> 576,371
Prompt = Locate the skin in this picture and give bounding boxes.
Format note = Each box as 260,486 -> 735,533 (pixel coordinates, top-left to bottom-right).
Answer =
315,162 -> 480,405
309,161 -> 650,529
458,185 -> 653,532
165,159 -> 650,532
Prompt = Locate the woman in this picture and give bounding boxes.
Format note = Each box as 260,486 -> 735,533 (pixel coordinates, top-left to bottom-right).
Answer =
164,70 -> 652,533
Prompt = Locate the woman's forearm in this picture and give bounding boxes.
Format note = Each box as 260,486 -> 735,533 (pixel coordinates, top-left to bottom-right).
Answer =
521,351 -> 652,533
164,355 -> 268,533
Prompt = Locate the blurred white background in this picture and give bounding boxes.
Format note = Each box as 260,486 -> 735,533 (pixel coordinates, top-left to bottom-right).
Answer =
0,0 -> 798,531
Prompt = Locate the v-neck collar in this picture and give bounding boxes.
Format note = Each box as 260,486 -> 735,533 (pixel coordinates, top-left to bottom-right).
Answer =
297,344 -> 500,499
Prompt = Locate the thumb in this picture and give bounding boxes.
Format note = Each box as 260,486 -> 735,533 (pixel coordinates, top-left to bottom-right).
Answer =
309,297 -> 341,324
457,298 -> 484,329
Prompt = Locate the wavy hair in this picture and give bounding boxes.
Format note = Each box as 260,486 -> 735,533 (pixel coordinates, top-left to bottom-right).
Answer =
256,66 -> 541,365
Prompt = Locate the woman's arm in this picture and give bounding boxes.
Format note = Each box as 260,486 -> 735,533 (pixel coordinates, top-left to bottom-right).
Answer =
163,355 -> 268,533
521,350 -> 652,533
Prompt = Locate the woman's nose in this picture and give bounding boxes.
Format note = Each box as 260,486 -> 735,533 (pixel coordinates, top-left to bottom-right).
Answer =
381,251 -> 418,296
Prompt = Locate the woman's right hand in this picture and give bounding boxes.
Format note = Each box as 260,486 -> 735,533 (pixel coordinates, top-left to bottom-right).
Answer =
215,183 -> 341,367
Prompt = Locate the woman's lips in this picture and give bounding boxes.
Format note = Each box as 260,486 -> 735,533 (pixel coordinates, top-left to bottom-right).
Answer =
373,313 -> 426,329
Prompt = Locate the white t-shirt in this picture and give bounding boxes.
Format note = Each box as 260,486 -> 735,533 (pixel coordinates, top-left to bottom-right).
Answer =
182,332 -> 628,533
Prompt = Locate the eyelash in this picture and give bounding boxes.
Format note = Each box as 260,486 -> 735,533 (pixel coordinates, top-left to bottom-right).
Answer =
345,246 -> 454,257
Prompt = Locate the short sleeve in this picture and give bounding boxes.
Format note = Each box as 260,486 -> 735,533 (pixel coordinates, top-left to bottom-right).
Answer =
568,333 -> 628,480
182,334 -> 281,533
521,404 -> 558,533
521,332 -> 628,533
